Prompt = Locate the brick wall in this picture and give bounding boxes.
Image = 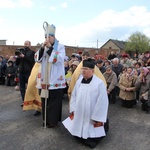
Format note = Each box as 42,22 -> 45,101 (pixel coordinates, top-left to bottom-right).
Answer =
1,45 -> 125,60
0,45 -> 40,57
100,48 -> 125,56
0,45 -> 101,58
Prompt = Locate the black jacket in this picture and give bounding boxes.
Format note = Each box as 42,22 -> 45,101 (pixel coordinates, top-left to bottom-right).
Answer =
16,48 -> 35,73
5,65 -> 17,78
100,66 -> 106,74
0,60 -> 7,77
108,54 -> 116,60
112,63 -> 123,78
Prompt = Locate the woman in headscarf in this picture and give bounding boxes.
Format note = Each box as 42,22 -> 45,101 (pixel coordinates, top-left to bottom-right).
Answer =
135,67 -> 150,113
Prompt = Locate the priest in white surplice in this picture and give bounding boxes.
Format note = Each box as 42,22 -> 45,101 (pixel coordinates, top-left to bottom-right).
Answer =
63,58 -> 109,149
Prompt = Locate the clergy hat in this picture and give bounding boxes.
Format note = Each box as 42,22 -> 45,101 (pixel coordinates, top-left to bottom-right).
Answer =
44,23 -> 56,37
83,58 -> 95,69
49,24 -> 56,36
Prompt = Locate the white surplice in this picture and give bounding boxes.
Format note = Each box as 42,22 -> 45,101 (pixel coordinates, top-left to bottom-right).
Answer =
63,75 -> 109,139
35,43 -> 66,91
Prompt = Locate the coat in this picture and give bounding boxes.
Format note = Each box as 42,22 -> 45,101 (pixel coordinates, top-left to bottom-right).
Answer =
103,71 -> 117,92
118,74 -> 137,100
135,73 -> 150,98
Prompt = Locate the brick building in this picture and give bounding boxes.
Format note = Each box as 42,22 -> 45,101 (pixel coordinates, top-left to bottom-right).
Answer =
0,40 -> 7,45
0,45 -> 99,58
100,39 -> 126,56
0,39 -> 126,59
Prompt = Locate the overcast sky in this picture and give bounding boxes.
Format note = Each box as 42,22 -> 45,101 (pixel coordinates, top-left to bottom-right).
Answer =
0,0 -> 150,48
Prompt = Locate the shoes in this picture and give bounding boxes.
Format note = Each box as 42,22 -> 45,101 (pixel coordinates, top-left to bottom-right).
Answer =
83,138 -> 100,149
21,103 -> 24,107
46,124 -> 57,128
34,111 -> 41,116
42,122 -> 57,128
42,122 -> 50,127
141,104 -> 147,111
146,107 -> 150,114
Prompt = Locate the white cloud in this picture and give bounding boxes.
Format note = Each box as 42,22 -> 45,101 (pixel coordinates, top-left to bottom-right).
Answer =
57,6 -> 150,47
49,6 -> 57,11
0,17 -> 5,24
18,0 -> 34,8
0,0 -> 34,8
49,2 -> 68,11
61,2 -> 68,8
2,5 -> 150,48
0,0 -> 17,8
2,26 -> 44,46
143,28 -> 150,37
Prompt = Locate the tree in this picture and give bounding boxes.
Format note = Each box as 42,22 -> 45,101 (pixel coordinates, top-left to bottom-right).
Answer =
124,31 -> 150,54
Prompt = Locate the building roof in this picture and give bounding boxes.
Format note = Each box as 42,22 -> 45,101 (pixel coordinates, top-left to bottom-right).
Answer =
100,39 -> 126,50
0,39 -> 7,41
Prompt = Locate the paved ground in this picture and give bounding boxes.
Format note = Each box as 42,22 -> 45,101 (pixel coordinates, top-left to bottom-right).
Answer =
0,85 -> 150,150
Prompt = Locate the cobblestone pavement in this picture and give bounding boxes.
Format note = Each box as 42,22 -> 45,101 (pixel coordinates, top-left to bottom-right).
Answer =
0,85 -> 150,150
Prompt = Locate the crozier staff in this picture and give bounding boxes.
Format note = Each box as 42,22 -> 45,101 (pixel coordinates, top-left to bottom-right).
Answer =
36,22 -> 66,128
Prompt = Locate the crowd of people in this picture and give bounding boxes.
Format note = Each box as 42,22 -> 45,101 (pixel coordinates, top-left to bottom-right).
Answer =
0,54 -> 18,86
64,50 -> 150,110
0,23 -> 150,148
